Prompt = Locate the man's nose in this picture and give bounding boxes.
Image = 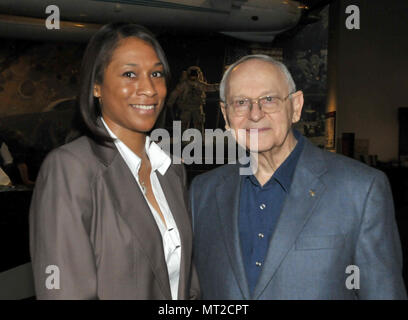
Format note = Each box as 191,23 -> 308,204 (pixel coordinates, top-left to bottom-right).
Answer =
249,101 -> 264,121
136,75 -> 156,97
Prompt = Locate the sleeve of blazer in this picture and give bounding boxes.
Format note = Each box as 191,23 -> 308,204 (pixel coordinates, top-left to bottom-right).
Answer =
354,171 -> 407,299
29,148 -> 97,299
188,261 -> 201,300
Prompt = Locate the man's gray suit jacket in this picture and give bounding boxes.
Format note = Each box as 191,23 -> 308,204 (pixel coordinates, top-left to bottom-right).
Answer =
190,137 -> 407,299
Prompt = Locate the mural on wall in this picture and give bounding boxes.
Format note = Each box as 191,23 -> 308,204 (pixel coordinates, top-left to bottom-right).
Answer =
0,40 -> 83,179
0,41 -> 82,117
0,40 -> 83,153
282,5 -> 329,148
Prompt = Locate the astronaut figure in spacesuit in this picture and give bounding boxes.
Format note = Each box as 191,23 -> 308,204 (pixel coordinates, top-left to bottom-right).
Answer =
167,66 -> 218,134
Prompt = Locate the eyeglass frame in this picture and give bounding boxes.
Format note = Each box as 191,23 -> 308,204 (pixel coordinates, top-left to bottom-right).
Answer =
221,91 -> 296,115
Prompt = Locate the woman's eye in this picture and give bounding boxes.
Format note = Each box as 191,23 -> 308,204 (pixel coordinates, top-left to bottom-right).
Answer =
151,71 -> 164,78
123,71 -> 136,78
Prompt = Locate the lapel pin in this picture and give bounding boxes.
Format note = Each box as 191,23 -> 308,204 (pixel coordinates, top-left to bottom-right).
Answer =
309,189 -> 316,197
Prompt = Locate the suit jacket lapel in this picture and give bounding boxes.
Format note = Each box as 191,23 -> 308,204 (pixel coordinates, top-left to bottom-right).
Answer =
157,168 -> 191,300
215,164 -> 251,299
253,139 -> 327,299
89,127 -> 172,299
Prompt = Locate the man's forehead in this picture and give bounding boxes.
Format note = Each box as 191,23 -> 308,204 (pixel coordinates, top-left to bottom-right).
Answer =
227,59 -> 287,94
231,59 -> 281,77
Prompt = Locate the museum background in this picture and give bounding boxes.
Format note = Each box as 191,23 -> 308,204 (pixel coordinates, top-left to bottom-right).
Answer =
0,0 -> 407,299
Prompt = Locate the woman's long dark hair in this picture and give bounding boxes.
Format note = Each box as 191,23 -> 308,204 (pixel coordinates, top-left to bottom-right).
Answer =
78,23 -> 170,145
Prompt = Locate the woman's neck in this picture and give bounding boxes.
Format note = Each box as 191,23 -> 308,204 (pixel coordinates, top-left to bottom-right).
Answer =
102,117 -> 147,158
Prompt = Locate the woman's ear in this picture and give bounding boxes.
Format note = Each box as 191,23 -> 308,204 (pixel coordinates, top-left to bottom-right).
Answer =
94,84 -> 101,98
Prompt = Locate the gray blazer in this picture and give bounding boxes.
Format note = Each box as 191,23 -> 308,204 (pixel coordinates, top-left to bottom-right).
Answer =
190,136 -> 407,299
29,133 -> 200,299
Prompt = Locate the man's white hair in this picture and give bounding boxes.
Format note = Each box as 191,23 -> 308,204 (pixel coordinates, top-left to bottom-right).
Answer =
219,54 -> 297,102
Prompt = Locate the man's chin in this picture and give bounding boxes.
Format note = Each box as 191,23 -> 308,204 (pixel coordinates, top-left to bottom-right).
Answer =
245,144 -> 273,154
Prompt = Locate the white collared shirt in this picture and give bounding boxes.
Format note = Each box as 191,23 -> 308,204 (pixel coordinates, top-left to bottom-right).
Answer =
101,118 -> 181,300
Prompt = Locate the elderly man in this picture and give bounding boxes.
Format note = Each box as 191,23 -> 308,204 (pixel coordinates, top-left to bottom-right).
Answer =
189,54 -> 406,299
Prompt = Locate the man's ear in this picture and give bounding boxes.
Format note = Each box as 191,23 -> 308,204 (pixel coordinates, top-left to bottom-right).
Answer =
220,102 -> 230,130
290,90 -> 304,123
94,83 -> 101,98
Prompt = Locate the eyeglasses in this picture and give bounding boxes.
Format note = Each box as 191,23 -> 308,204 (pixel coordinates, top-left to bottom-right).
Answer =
224,92 -> 293,116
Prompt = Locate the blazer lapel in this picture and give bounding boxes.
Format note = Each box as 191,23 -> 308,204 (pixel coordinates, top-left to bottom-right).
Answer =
89,127 -> 172,299
107,153 -> 173,299
215,165 -> 251,299
157,168 -> 191,300
253,140 -> 328,299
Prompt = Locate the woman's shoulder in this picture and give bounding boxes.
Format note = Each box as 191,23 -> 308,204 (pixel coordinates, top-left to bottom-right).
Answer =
49,135 -> 93,159
40,136 -> 99,175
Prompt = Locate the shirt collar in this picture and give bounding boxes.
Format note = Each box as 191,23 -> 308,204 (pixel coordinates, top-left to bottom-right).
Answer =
246,129 -> 305,192
101,117 -> 171,175
273,130 -> 304,192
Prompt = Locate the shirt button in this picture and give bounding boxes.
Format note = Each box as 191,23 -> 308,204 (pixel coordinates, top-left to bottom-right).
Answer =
259,203 -> 266,210
258,233 -> 264,238
255,261 -> 262,267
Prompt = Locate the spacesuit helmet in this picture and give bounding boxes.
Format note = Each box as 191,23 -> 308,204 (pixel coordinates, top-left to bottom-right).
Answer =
187,66 -> 203,81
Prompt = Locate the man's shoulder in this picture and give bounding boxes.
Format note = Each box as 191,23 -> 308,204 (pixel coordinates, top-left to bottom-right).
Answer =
314,146 -> 386,183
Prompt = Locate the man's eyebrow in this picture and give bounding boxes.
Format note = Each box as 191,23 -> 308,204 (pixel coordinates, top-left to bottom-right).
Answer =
231,91 -> 279,99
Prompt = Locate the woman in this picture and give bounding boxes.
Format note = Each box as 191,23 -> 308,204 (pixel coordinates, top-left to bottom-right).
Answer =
29,23 -> 200,300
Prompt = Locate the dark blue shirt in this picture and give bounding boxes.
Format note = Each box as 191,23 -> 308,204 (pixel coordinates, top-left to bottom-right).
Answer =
238,130 -> 305,295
